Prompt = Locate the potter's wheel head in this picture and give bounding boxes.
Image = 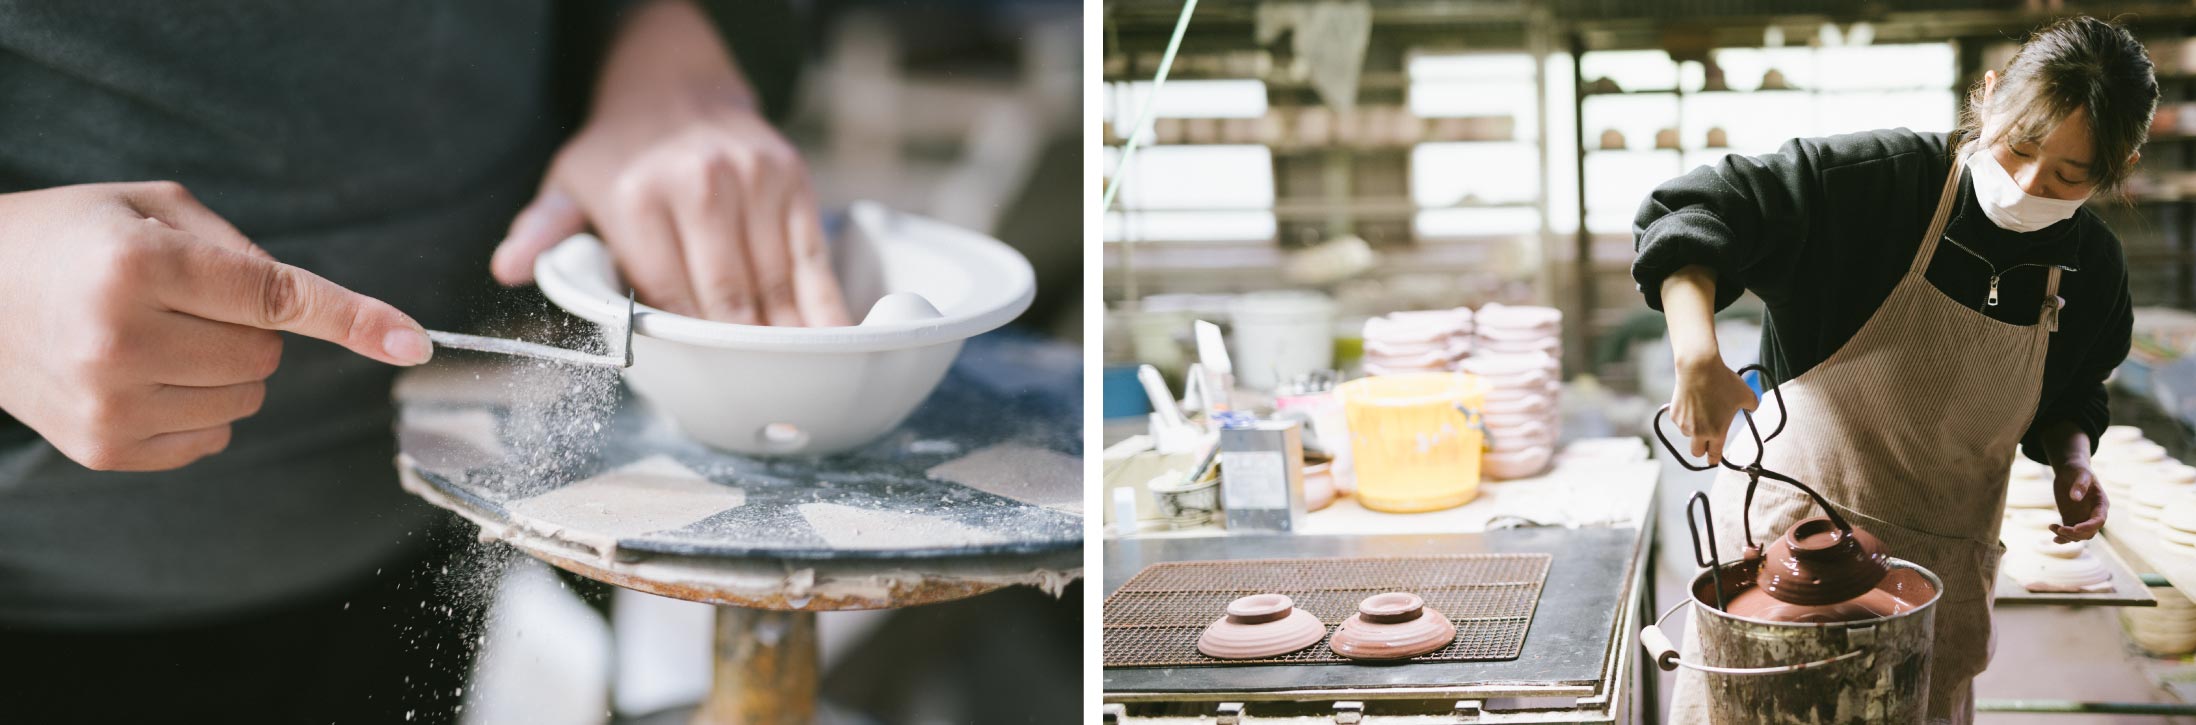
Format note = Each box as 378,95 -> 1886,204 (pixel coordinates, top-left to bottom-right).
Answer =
1756,517 -> 1891,606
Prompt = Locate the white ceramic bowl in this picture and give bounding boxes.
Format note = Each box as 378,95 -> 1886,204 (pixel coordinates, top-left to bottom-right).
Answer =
535,202 -> 1034,455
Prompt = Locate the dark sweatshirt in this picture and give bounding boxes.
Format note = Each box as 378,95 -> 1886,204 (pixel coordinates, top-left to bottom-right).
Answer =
0,2 -> 577,627
1631,128 -> 2132,464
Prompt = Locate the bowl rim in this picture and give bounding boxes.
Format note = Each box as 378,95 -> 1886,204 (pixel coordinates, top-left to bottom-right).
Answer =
535,202 -> 1035,353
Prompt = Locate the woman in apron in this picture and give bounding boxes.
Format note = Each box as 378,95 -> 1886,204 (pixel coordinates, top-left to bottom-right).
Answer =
1634,17 -> 2153,723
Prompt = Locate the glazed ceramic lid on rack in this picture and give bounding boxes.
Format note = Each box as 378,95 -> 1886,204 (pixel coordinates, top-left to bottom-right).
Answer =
1327,592 -> 1456,661
1197,594 -> 1327,660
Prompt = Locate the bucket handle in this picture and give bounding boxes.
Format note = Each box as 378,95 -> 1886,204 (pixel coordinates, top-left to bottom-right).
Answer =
1454,404 -> 1491,451
1639,600 -> 1869,675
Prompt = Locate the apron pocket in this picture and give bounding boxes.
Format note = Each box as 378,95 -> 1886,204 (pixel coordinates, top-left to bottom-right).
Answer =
1839,507 -> 2001,683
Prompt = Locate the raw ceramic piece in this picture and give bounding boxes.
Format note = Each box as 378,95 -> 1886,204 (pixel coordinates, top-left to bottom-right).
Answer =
1471,370 -> 1555,393
1483,408 -> 1554,429
1363,362 -> 1451,377
1473,323 -> 1558,343
2006,468 -> 2057,509
1483,392 -> 1554,417
2136,476 -> 2190,509
1483,445 -> 1553,480
2161,525 -> 2196,548
2161,493 -> 2196,533
1384,307 -> 1473,329
1474,304 -> 1562,331
1364,346 -> 1460,370
535,203 -> 1034,455
1756,517 -> 1890,606
1328,592 -> 1456,660
1363,314 -> 1461,345
1197,594 -> 1327,659
1486,419 -> 1555,444
1458,352 -> 1556,378
2005,508 -> 2062,533
2102,425 -> 2147,445
2002,549 -> 2112,592
1487,427 -> 1557,453
1363,337 -> 1451,358
2166,463 -> 2196,486
2098,439 -> 2168,464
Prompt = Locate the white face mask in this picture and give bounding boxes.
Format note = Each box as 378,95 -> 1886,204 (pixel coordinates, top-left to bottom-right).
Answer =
1965,149 -> 2089,233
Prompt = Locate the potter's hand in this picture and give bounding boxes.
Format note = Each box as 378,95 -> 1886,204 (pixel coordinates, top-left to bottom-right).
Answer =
1669,357 -> 1759,467
2050,464 -> 2108,543
488,0 -> 848,327
0,183 -> 432,471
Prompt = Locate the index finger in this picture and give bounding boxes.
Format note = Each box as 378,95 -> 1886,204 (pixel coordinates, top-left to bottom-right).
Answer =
149,232 -> 432,366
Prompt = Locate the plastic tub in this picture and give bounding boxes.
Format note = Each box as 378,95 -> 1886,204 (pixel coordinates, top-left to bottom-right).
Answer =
1339,372 -> 1488,512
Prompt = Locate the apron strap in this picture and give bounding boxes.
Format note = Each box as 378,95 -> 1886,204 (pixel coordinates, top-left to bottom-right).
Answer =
1911,160 -> 1967,278
2042,266 -> 2065,332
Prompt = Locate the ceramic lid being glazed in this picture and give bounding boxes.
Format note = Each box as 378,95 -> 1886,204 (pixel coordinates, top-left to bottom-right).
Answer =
1328,592 -> 1456,660
1197,594 -> 1327,660
1753,516 -> 1892,606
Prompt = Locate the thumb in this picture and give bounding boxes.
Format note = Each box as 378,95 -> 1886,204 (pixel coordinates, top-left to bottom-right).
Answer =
491,188 -> 587,286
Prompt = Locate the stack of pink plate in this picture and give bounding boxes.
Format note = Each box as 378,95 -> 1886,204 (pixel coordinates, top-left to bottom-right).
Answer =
1460,351 -> 1560,480
1459,305 -> 1562,480
1361,308 -> 1472,376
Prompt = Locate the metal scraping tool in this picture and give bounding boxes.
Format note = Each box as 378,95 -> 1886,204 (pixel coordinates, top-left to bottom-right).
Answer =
425,289 -> 636,369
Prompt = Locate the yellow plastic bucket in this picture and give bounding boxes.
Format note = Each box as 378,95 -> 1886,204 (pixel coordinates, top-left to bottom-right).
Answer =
1339,372 -> 1488,512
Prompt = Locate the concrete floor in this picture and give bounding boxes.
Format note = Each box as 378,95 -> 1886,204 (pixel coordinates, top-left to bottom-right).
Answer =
1650,455 -> 2196,724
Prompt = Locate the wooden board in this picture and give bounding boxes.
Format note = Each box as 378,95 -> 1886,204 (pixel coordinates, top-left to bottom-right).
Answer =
1994,535 -> 2156,607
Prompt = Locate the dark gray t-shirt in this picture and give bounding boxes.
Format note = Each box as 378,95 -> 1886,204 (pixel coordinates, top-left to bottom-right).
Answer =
0,2 -> 578,627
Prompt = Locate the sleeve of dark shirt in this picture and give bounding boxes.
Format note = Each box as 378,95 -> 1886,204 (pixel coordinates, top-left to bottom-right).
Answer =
2021,255 -> 2130,463
1632,136 -> 1824,312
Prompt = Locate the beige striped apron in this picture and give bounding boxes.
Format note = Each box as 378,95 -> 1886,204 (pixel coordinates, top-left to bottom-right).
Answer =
1666,160 -> 2062,724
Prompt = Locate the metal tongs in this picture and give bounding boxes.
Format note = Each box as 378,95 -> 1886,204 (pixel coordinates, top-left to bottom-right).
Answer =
1651,363 -> 1859,609
424,289 -> 637,369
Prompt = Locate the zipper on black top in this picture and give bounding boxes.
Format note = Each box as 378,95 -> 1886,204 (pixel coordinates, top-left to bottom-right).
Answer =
1939,234 -> 2076,312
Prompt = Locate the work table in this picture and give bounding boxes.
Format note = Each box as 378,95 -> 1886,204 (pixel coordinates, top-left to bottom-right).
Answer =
1102,439 -> 1661,724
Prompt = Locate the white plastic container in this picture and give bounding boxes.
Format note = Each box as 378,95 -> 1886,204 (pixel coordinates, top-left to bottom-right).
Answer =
1229,291 -> 1336,391
535,202 -> 1034,455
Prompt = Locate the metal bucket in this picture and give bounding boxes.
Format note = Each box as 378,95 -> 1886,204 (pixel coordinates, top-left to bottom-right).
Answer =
1641,558 -> 1943,724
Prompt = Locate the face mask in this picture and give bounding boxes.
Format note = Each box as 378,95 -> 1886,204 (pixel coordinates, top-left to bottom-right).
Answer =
1965,149 -> 2088,233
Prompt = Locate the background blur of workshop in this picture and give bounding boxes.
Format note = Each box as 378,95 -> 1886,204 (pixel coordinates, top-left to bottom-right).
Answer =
1101,1 -> 2196,722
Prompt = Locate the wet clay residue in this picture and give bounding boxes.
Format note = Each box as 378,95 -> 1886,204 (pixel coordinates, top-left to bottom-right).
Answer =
1725,565 -> 1935,623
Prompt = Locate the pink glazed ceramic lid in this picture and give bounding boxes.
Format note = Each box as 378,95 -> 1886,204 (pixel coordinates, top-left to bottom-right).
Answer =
1197,594 -> 1327,659
1327,592 -> 1456,660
